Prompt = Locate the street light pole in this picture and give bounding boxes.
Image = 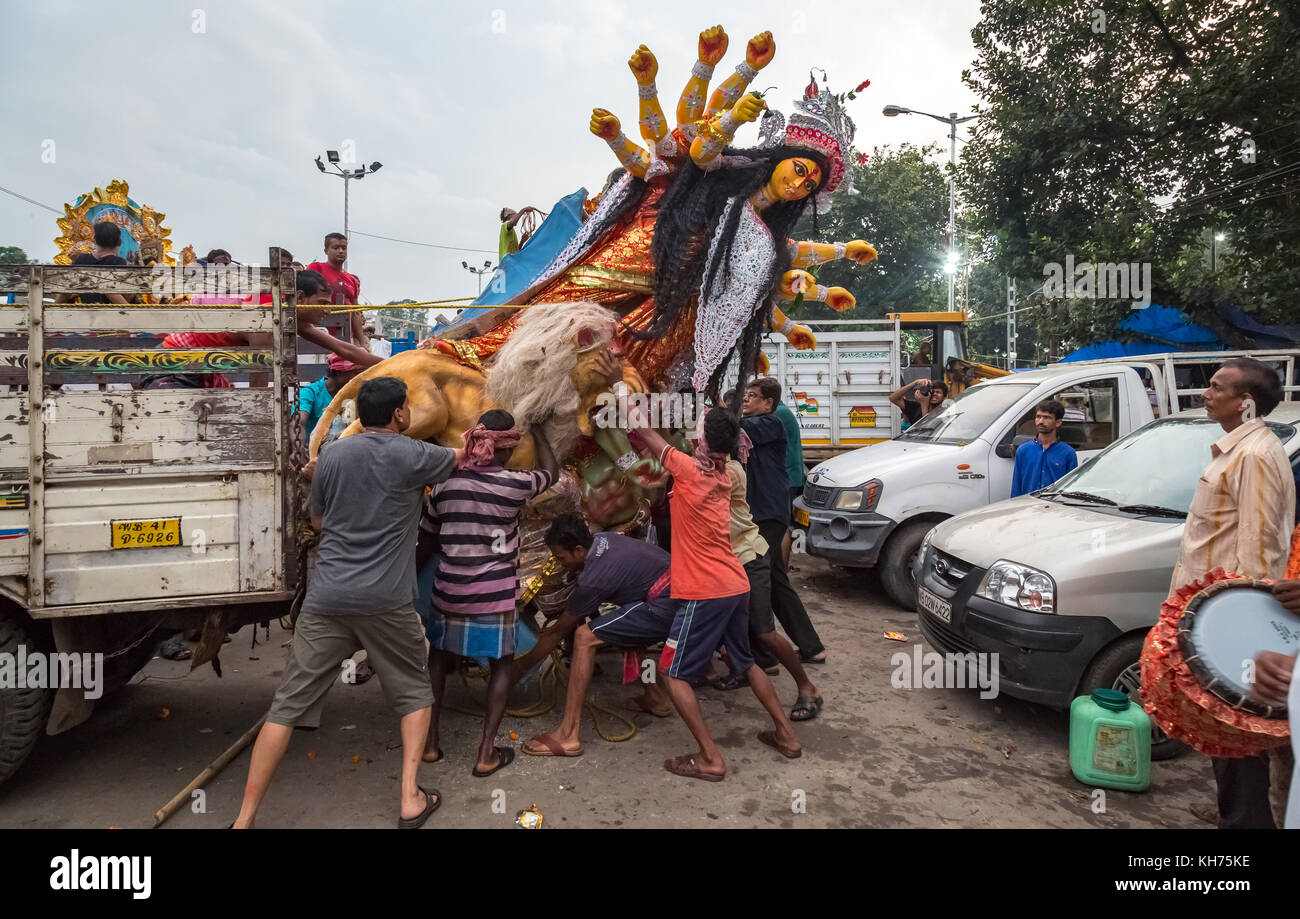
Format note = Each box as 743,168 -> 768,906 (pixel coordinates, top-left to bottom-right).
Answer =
462,260 -> 495,296
315,152 -> 383,262
882,105 -> 979,312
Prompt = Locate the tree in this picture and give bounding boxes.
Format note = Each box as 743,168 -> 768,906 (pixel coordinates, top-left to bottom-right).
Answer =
0,247 -> 33,265
370,298 -> 432,340
790,144 -> 951,323
959,0 -> 1300,350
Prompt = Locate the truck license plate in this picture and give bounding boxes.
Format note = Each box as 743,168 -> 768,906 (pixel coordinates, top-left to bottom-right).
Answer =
917,586 -> 952,623
793,507 -> 810,527
111,517 -> 182,549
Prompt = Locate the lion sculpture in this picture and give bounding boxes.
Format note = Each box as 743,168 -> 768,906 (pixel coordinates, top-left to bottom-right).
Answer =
307,302 -> 639,471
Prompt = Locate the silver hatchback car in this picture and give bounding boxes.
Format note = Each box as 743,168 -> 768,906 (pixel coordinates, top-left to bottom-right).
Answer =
917,405 -> 1300,758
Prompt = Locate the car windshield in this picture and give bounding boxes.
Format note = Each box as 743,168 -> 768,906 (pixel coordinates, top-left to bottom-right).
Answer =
1040,417 -> 1297,513
898,382 -> 1036,444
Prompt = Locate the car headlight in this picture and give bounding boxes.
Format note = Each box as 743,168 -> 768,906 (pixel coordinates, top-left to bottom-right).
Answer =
832,479 -> 882,511
977,560 -> 1056,613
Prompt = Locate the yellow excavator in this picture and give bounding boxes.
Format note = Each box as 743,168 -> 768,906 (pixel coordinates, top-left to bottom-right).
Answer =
886,311 -> 1010,397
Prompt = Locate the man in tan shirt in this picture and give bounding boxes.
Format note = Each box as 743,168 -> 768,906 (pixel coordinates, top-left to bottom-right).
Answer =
713,458 -> 823,723
1171,358 -> 1295,828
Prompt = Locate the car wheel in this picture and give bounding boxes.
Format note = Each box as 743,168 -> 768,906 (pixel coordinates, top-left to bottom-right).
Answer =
879,520 -> 936,611
1079,633 -> 1186,762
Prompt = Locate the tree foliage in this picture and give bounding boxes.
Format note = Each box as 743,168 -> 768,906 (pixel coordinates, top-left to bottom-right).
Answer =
0,246 -> 33,265
959,0 -> 1300,349
791,144 -> 951,322
371,299 -> 432,340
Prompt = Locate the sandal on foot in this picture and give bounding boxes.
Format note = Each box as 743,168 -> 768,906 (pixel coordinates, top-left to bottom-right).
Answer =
623,697 -> 673,718
663,754 -> 724,782
522,732 -> 583,757
790,695 -> 823,722
800,652 -> 827,665
758,730 -> 802,759
422,746 -> 443,764
710,673 -> 749,692
471,746 -> 516,777
397,787 -> 441,829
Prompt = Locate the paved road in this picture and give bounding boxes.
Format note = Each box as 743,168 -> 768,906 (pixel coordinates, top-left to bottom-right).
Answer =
0,556 -> 1214,829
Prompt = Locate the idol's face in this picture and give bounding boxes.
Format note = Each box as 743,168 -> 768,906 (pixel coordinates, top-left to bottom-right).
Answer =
766,158 -> 823,202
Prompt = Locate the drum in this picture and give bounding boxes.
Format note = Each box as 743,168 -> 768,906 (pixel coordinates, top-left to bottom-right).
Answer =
1140,571 -> 1295,758
1179,580 -> 1299,718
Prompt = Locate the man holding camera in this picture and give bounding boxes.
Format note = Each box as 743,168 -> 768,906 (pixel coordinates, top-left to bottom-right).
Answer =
890,378 -> 948,432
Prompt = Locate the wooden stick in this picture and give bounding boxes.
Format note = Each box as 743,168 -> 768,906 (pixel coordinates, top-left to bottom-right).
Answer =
153,714 -> 266,828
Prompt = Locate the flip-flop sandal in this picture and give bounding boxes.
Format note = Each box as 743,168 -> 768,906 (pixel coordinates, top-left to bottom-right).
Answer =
471,745 -> 516,777
397,787 -> 441,830
623,697 -> 674,718
790,695 -> 823,722
800,653 -> 827,665
663,754 -> 725,782
522,732 -> 584,757
422,747 -> 443,764
710,673 -> 749,692
758,730 -> 802,759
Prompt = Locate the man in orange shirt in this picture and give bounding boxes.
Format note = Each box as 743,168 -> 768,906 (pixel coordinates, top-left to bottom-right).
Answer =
629,405 -> 802,781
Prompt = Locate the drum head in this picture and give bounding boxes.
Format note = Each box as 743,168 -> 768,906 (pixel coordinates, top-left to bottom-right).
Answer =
1178,580 -> 1300,719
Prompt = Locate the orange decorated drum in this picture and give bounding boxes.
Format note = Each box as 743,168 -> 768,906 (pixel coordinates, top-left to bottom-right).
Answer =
1140,569 -> 1295,758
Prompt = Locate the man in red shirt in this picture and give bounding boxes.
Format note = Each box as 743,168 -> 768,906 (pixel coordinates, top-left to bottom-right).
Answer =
630,405 -> 802,780
306,233 -> 368,347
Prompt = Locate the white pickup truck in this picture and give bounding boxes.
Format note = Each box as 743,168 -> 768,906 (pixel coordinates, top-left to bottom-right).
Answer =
795,363 -> 1158,608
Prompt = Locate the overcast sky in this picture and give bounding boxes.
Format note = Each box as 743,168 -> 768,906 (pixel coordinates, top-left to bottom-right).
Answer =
1,0 -> 982,310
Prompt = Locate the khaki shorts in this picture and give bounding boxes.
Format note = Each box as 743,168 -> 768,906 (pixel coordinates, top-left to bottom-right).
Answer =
266,604 -> 433,728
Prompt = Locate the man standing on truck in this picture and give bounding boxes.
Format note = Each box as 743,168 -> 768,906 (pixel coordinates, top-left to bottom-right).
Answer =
741,378 -> 827,667
232,377 -> 462,830
307,233 -> 368,348
1169,358 -> 1294,829
54,222 -> 128,305
1010,400 -> 1078,498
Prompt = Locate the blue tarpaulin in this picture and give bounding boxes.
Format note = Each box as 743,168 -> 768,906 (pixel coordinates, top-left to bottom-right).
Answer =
431,188 -> 590,337
1062,304 -> 1300,362
1062,305 -> 1224,361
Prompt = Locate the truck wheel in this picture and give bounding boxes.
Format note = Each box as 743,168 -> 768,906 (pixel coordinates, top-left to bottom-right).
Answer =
0,612 -> 54,785
879,520 -> 935,611
1079,633 -> 1185,762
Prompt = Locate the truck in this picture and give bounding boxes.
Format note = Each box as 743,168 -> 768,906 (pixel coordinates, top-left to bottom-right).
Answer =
795,347 -> 1300,609
0,263 -> 301,785
760,311 -> 1002,464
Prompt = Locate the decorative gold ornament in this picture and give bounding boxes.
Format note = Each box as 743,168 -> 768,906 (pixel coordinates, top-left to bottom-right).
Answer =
54,179 -> 178,266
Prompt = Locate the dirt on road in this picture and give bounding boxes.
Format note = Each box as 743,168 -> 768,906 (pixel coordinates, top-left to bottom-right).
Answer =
0,557 -> 1214,829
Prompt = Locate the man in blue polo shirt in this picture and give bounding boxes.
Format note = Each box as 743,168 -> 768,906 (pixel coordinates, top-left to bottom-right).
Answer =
1011,399 -> 1078,497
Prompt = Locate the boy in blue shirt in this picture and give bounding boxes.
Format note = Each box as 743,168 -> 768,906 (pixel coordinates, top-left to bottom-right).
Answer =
1011,399 -> 1079,497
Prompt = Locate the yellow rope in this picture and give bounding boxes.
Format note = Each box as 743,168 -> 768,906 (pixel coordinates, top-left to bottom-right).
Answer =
443,650 -> 639,743
323,296 -> 478,315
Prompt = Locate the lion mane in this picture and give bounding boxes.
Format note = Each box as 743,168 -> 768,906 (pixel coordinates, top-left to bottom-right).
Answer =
484,301 -> 616,460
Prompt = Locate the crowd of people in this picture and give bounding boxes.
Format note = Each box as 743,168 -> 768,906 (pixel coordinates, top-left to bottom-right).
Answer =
231,369 -> 831,827
60,225 -> 1299,830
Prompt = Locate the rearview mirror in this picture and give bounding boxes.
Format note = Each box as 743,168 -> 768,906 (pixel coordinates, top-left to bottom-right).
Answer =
996,434 -> 1033,459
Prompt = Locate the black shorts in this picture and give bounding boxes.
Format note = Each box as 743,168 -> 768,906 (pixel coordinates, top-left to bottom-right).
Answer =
588,599 -> 675,649
658,593 -> 754,681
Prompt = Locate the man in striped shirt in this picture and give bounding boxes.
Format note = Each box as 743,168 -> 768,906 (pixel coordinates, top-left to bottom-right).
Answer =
422,409 -> 559,777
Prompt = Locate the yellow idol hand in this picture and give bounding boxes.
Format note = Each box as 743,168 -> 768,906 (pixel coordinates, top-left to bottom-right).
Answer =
590,108 -> 621,139
628,45 -> 658,85
699,25 -> 728,65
